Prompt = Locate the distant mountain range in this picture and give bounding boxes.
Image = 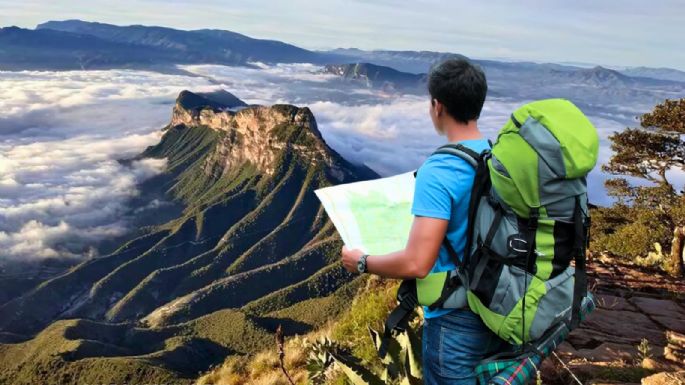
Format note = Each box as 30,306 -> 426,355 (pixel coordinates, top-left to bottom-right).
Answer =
620,66 -> 685,83
0,90 -> 377,384
0,19 -> 342,70
1,19 -> 684,87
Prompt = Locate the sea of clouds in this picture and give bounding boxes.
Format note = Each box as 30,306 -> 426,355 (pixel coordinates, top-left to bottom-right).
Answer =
0,69 -> 216,260
1,63 -> 677,261
182,64 -> 639,201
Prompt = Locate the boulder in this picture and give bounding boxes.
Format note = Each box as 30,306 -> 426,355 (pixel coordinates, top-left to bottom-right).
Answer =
641,371 -> 685,385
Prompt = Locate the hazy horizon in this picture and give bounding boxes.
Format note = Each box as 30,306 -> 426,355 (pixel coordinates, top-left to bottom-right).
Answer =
1,0 -> 684,71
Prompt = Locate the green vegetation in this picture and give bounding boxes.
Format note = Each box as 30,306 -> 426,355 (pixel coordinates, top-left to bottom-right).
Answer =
591,98 -> 685,275
0,320 -> 186,385
0,98 -> 379,385
585,365 -> 658,384
332,278 -> 400,367
636,338 -> 653,363
641,98 -> 685,132
265,278 -> 365,327
306,326 -> 422,385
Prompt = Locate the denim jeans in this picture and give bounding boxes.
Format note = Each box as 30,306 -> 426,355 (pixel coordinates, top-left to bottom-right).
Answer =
422,309 -> 504,385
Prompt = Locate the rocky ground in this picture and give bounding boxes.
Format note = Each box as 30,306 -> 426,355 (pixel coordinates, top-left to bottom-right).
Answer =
542,256 -> 685,385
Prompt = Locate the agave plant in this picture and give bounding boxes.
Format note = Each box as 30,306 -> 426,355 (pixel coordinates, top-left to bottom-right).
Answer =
306,337 -> 338,384
306,326 -> 423,385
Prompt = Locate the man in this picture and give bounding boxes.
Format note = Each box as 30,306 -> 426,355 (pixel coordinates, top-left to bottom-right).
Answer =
341,58 -> 503,384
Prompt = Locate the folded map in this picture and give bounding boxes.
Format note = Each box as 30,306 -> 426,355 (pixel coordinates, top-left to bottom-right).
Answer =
314,171 -> 415,255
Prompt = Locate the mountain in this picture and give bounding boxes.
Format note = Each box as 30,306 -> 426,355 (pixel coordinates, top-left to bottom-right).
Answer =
620,66 -> 685,83
550,65 -> 637,87
323,62 -> 427,92
37,20 -> 335,65
0,26 -> 178,70
176,89 -> 248,110
0,20 -> 345,70
0,90 -> 377,385
326,48 -> 469,74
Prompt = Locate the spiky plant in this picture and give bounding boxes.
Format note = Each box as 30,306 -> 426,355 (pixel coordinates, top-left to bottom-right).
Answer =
306,337 -> 337,385
306,327 -> 423,385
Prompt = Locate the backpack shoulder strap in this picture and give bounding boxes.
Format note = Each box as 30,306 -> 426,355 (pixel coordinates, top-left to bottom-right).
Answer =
429,143 -> 486,268
431,143 -> 481,169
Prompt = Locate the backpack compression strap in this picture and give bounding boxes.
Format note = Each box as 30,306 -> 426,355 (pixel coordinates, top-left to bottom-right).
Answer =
570,196 -> 589,329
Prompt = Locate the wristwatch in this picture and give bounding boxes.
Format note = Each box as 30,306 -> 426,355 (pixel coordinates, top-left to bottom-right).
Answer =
357,254 -> 369,273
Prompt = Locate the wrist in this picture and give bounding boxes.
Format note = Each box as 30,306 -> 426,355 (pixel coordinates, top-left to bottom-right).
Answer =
357,254 -> 369,273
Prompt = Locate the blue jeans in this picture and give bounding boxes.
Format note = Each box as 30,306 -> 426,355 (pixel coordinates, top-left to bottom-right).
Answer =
422,309 -> 504,385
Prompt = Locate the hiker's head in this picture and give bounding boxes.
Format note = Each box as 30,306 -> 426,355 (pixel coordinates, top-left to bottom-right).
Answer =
428,58 -> 487,135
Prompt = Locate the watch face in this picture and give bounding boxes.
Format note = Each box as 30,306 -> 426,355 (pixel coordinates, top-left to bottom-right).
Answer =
357,255 -> 367,273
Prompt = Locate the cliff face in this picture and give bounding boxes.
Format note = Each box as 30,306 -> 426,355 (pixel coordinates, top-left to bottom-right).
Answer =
170,91 -> 359,181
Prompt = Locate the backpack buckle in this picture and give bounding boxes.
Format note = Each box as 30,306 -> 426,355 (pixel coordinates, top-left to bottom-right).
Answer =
508,236 -> 529,254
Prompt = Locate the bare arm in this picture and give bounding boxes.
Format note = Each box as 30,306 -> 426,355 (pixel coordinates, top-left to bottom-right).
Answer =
341,215 -> 447,279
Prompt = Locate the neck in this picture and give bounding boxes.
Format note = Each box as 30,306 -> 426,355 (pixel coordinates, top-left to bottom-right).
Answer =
444,119 -> 482,143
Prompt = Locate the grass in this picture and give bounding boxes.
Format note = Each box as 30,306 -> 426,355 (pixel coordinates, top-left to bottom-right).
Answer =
332,277 -> 399,367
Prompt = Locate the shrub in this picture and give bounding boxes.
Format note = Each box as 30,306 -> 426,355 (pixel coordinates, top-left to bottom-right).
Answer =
332,278 -> 399,367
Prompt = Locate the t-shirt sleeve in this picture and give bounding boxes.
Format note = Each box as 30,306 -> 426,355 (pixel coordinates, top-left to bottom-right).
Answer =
411,157 -> 454,220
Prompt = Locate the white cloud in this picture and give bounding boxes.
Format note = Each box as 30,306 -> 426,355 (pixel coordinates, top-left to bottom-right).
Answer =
0,69 -> 212,260
2,62 -> 679,261
181,63 -> 672,206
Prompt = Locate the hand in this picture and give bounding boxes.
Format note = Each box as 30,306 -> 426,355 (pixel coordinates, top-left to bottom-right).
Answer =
341,246 -> 365,273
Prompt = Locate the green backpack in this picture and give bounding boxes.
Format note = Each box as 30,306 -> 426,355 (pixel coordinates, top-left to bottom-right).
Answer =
380,98 -> 599,357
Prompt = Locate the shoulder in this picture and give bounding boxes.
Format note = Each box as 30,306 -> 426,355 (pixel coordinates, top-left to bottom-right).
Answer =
419,153 -> 473,178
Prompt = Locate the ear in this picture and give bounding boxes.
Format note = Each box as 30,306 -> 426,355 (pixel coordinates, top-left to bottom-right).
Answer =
434,100 -> 443,117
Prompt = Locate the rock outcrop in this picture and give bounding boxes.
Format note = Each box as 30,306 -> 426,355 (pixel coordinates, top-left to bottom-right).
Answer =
542,257 -> 685,384
170,90 -> 363,181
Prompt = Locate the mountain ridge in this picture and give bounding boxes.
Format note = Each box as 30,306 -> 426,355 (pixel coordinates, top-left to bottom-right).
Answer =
0,90 -> 377,385
37,19 -> 336,65
2,19 -> 683,86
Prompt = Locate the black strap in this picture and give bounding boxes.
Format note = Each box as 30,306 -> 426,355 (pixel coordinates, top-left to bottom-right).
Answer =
570,197 -> 588,329
485,208 -> 504,247
443,238 -> 461,267
379,280 -> 418,358
520,207 -> 539,347
427,271 -> 461,311
464,152 -> 491,270
432,143 -> 481,166
431,143 -> 482,268
511,113 -> 522,128
526,208 -> 539,273
468,209 -> 504,290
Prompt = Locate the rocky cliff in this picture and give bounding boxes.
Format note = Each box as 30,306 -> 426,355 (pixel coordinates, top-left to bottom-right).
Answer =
170,90 -> 354,180
0,90 -> 378,385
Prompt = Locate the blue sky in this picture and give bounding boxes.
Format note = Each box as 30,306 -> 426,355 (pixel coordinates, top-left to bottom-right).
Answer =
0,0 -> 683,70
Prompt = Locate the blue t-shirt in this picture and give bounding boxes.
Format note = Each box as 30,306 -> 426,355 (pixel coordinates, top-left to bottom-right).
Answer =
411,139 -> 491,319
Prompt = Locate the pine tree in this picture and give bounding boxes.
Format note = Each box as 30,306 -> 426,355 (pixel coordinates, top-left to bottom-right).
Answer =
597,98 -> 685,276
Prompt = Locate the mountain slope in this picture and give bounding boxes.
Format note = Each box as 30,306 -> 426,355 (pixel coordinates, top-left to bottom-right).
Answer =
0,26 -> 177,70
323,62 -> 427,92
0,90 -> 378,384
